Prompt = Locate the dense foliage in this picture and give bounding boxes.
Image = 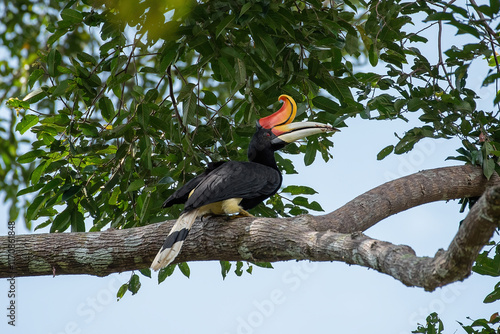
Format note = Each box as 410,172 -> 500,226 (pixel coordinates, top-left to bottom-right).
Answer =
1,0 -> 499,330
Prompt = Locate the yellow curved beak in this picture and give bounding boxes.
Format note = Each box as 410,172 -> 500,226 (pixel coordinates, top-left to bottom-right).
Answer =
258,95 -> 297,129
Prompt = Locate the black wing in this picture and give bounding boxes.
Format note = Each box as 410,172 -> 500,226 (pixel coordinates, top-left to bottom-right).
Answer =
183,161 -> 282,212
162,161 -> 226,208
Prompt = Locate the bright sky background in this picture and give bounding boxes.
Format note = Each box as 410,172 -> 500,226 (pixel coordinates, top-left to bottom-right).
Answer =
1,7 -> 500,334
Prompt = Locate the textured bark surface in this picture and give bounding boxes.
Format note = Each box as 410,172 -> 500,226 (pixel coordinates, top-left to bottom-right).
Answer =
315,164 -> 500,232
1,165 -> 499,291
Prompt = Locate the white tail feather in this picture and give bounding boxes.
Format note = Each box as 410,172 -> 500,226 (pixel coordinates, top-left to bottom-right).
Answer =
151,209 -> 199,271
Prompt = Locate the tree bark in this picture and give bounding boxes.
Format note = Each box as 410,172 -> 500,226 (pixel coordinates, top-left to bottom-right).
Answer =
1,165 -> 499,291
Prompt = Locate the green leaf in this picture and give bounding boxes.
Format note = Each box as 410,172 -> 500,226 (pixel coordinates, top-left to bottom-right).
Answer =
47,48 -> 61,77
448,21 -> 480,38
17,184 -> 42,197
34,220 -> 52,231
473,248 -> 500,277
216,15 -> 234,38
158,264 -> 176,283
6,98 -> 30,110
368,44 -> 378,66
202,90 -> 217,105
47,29 -> 66,45
62,185 -> 81,202
139,268 -> 152,278
220,260 -> 231,279
16,115 -> 39,135
319,76 -> 353,103
28,69 -> 44,89
157,176 -> 174,185
252,262 -> 273,269
23,87 -> 47,104
235,261 -> 243,276
139,191 -> 151,224
50,209 -> 71,233
235,58 -> 246,87
424,12 -> 455,22
239,2 -> 252,17
128,274 -> 141,295
31,160 -> 50,186
71,210 -> 85,232
483,157 -> 495,180
102,123 -> 132,140
491,0 -> 500,14
413,312 -> 444,334
293,196 -> 324,211
407,98 -> 425,111
60,8 -> 83,24
108,187 -> 120,206
116,284 -> 128,301
18,149 -> 45,164
158,42 -> 179,72
282,185 -> 318,195
494,91 -> 500,106
182,91 -> 197,125
304,141 -> 317,166
51,79 -> 70,97
217,57 -> 235,82
80,123 -> 99,137
484,283 -> 500,303
178,262 -> 190,278
257,34 -> 278,59
26,195 -> 46,222
145,89 -> 159,103
137,104 -> 150,128
77,52 -> 97,66
126,179 -> 144,192
99,97 -> 115,122
313,96 -> 340,114
377,145 -> 394,160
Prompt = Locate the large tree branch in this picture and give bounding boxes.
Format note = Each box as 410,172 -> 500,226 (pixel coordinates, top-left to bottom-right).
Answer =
1,165 -> 499,291
315,164 -> 500,233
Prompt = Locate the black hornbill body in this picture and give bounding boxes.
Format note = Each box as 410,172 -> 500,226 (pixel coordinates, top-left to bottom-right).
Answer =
151,95 -> 337,270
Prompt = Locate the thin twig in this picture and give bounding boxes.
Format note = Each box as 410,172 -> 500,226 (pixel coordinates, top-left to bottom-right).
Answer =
167,65 -> 184,130
469,0 -> 500,112
437,20 -> 454,90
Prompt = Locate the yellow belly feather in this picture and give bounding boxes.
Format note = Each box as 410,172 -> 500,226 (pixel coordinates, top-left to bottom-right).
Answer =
188,190 -> 253,217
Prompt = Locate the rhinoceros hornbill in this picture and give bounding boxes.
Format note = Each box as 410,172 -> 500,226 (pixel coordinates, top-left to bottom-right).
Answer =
151,95 -> 338,270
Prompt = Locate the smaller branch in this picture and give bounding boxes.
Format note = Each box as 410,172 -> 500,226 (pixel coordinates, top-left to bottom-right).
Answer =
434,0 -> 457,90
167,65 -> 184,130
426,184 -> 500,289
173,64 -> 188,85
335,183 -> 500,291
402,22 -> 438,48
437,20 -> 454,90
468,0 -> 500,113
468,0 -> 500,71
469,0 -> 500,47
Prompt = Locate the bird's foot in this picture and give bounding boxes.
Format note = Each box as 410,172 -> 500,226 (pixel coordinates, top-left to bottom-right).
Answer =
226,210 -> 255,220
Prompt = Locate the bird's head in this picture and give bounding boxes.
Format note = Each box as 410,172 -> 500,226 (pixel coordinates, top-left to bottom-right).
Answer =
254,95 -> 338,152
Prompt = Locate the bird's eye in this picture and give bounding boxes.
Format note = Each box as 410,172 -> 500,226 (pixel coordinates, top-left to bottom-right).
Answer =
265,132 -> 271,137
